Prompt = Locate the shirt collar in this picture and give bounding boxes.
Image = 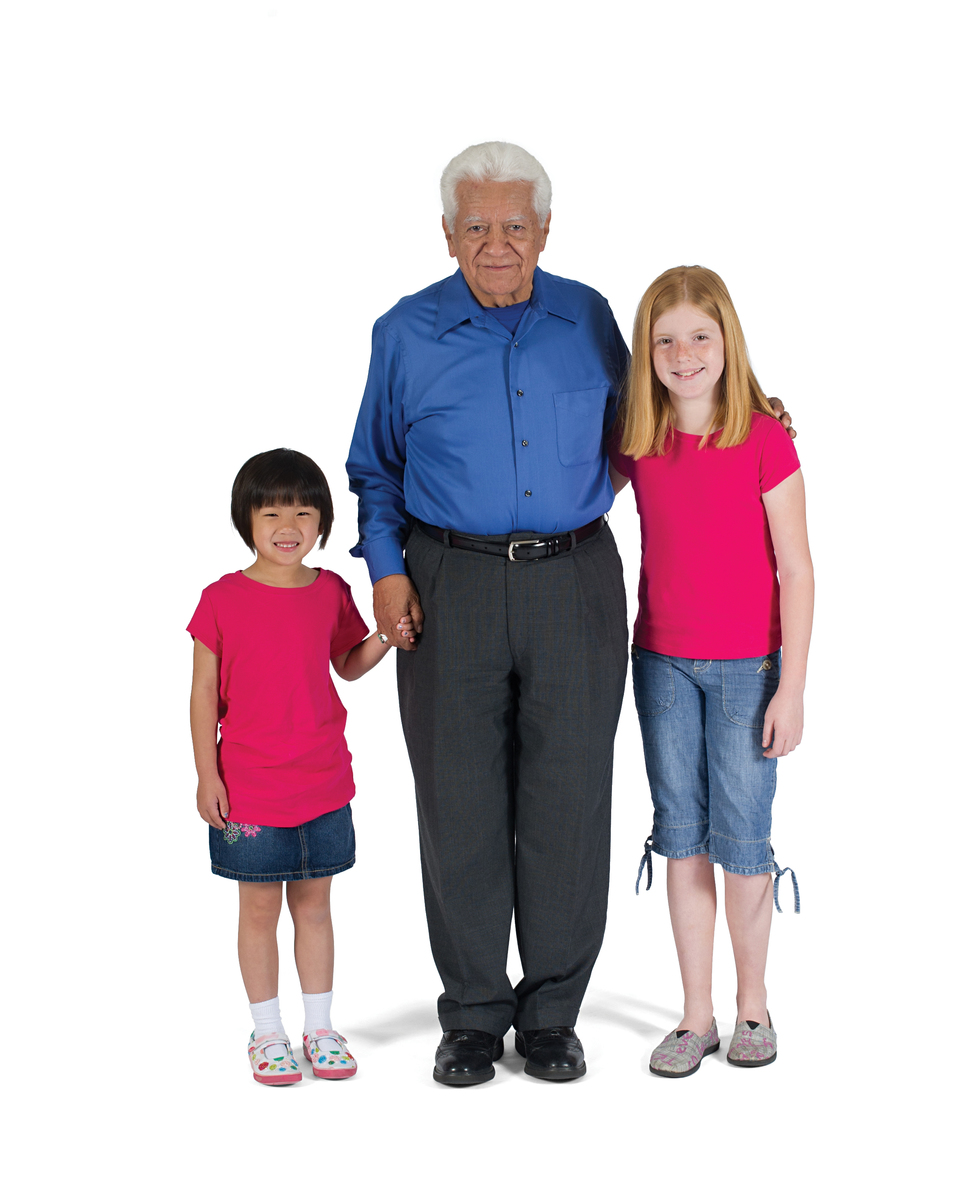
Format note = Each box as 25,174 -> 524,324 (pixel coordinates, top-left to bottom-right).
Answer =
433,267 -> 577,339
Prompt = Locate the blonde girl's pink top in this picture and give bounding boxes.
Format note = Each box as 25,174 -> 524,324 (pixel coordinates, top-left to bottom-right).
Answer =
187,569 -> 369,827
609,413 -> 801,659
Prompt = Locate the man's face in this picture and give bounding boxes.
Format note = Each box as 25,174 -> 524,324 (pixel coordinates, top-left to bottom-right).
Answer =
443,179 -> 550,307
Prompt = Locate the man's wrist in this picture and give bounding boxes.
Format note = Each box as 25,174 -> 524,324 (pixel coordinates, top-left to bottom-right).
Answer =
365,537 -> 407,584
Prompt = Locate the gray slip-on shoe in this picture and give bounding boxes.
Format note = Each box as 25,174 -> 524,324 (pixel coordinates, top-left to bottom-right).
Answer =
649,1019 -> 720,1078
726,1012 -> 777,1067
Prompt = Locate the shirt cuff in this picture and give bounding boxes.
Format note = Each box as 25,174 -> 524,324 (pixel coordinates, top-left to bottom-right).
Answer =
360,537 -> 407,584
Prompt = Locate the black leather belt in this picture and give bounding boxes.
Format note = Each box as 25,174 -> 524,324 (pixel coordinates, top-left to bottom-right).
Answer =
417,516 -> 604,562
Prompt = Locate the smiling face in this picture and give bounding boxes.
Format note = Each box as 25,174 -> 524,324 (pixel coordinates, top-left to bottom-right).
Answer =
442,179 -> 550,307
651,303 -> 725,410
249,502 -> 322,572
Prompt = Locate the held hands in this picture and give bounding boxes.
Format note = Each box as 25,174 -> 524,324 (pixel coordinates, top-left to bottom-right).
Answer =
762,687 -> 804,758
373,574 -> 424,651
767,397 -> 796,440
197,775 -> 230,829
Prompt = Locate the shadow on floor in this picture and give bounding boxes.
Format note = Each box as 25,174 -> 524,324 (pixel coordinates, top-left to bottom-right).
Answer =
348,1003 -> 439,1044
581,991 -> 679,1037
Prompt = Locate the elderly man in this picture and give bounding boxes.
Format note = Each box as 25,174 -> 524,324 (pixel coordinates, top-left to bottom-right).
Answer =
348,141 -> 628,1085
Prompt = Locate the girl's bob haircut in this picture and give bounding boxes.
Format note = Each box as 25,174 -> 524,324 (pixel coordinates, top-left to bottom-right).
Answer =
231,448 -> 334,553
619,265 -> 776,459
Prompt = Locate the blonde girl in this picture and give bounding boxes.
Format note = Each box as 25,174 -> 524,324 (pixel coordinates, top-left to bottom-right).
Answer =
610,266 -> 813,1076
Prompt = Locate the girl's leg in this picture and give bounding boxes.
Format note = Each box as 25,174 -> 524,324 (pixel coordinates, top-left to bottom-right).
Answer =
724,870 -> 773,1025
237,881 -> 284,1002
286,876 -> 334,995
666,854 -> 717,1036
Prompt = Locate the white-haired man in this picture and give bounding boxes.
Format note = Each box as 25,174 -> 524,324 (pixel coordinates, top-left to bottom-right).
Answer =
348,141 -> 626,1085
349,142 -> 791,1086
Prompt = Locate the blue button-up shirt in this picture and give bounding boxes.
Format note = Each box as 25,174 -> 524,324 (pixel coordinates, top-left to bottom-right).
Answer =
347,267 -> 629,582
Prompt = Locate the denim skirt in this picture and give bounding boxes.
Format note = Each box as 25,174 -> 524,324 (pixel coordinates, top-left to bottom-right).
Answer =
209,802 -> 356,883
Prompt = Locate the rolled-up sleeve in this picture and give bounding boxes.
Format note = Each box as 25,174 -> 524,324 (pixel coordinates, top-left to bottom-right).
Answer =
347,320 -> 411,583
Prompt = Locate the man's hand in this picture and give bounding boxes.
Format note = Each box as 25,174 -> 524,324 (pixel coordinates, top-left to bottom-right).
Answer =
373,573 -> 424,651
767,397 -> 796,440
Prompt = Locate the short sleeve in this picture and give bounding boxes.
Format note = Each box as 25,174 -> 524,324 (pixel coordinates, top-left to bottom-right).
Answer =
187,591 -> 222,657
329,578 -> 370,659
758,418 -> 801,494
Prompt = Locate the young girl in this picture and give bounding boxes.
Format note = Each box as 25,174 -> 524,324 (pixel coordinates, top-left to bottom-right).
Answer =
188,448 -> 411,1086
609,266 -> 813,1077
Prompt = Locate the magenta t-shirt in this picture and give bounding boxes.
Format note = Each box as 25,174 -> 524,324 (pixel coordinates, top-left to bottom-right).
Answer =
610,413 -> 800,659
187,569 -> 369,827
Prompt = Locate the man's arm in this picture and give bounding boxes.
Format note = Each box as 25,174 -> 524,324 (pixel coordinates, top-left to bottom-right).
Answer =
346,320 -> 423,650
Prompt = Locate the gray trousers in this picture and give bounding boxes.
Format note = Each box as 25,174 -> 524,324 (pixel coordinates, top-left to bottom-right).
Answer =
397,522 -> 628,1035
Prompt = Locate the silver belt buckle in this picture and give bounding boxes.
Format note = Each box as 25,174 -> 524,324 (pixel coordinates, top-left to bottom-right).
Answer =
508,538 -> 543,562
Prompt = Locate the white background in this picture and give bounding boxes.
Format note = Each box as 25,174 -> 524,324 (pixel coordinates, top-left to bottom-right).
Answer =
3,1 -> 953,1196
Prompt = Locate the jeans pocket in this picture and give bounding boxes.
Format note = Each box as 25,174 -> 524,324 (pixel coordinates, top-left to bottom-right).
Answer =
632,647 -> 675,716
721,653 -> 780,728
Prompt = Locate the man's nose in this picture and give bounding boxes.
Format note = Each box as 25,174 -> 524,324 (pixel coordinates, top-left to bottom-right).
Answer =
484,229 -> 511,256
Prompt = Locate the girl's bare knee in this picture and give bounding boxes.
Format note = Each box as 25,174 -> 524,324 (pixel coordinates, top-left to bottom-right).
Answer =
238,881 -> 284,923
286,877 -> 332,924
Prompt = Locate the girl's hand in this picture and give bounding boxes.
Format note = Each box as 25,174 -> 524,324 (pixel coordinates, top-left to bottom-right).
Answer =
197,776 -> 230,828
762,688 -> 804,758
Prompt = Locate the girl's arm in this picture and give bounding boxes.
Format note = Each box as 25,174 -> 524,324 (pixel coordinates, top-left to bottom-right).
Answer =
761,469 -> 814,758
190,637 -> 230,828
332,620 -> 407,681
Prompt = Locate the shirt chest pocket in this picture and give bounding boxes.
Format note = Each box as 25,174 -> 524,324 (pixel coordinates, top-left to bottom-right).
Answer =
553,387 -> 608,467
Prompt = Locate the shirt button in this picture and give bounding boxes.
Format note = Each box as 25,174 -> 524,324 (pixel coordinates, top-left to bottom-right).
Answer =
513,342 -> 519,348
516,389 -> 523,396
521,440 -> 528,446
524,490 -> 532,497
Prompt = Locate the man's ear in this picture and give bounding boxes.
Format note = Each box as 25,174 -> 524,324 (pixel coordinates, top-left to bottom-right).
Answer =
540,210 -> 552,251
442,216 -> 457,258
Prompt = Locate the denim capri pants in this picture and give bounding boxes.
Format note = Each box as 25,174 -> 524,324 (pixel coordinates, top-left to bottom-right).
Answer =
209,802 -> 356,883
632,647 -> 799,911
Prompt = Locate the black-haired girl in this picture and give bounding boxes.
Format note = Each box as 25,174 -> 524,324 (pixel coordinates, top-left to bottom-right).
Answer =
188,448 -> 409,1085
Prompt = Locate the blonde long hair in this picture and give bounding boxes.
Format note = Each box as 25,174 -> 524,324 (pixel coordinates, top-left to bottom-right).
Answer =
619,265 -> 774,458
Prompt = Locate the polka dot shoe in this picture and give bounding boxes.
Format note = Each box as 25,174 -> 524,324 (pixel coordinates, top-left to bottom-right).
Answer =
302,1029 -> 358,1080
248,1032 -> 302,1085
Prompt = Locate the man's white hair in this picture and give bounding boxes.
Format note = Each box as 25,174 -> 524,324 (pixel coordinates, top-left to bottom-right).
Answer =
441,141 -> 552,229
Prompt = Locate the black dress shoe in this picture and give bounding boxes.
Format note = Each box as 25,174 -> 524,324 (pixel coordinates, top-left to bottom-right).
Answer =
515,1027 -> 586,1080
433,1029 -> 505,1087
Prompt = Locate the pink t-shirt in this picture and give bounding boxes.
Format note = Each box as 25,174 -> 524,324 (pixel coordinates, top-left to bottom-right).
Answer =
610,412 -> 800,659
187,569 -> 369,827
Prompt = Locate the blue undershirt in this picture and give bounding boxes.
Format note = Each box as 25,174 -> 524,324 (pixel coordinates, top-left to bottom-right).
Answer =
489,299 -> 529,336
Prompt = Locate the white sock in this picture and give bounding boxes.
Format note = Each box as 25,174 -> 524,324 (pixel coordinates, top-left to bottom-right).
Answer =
250,996 -> 288,1043
303,990 -> 333,1033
